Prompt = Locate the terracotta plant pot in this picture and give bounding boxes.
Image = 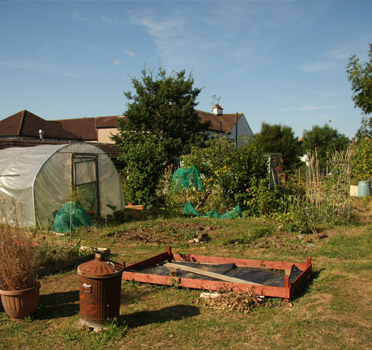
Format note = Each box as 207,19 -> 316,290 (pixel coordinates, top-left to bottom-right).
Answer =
0,282 -> 40,320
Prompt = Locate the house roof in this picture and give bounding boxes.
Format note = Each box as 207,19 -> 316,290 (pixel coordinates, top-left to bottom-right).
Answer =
1,109 -> 245,143
96,116 -> 127,128
0,138 -> 123,167
197,110 -> 244,133
84,111 -> 242,134
56,116 -> 120,140
0,110 -> 81,140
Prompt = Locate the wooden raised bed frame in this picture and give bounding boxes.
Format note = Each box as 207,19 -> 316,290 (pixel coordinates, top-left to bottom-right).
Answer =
122,247 -> 312,301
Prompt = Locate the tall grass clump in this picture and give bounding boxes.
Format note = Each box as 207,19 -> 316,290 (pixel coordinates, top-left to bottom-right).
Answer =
276,149 -> 352,233
0,194 -> 37,291
0,224 -> 37,291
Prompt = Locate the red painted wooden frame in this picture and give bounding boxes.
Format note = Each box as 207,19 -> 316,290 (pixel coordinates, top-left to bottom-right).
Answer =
122,246 -> 312,301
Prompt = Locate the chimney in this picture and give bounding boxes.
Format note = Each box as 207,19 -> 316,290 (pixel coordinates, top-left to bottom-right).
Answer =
212,104 -> 223,116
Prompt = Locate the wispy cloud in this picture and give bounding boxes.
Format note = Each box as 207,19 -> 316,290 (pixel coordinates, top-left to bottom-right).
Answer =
71,11 -> 127,26
130,7 -> 247,71
297,34 -> 372,73
130,3 -> 318,74
297,61 -> 334,73
327,35 -> 372,61
0,60 -> 81,78
125,50 -> 136,58
131,12 -> 196,68
113,59 -> 121,66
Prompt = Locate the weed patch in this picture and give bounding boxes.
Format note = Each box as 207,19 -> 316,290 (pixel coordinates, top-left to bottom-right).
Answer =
316,229 -> 372,260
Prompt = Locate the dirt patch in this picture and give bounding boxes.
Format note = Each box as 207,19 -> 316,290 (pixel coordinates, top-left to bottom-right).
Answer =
107,222 -> 221,244
249,231 -> 329,252
351,197 -> 372,224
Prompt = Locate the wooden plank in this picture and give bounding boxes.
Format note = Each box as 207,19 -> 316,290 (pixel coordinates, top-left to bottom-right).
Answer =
125,251 -> 171,270
163,262 -> 264,286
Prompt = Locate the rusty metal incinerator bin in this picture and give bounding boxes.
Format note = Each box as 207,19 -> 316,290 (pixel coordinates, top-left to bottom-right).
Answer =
77,252 -> 123,330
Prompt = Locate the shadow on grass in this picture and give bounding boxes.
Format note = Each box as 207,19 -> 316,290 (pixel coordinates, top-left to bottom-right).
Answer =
36,290 -> 79,320
120,304 -> 200,329
291,268 -> 324,301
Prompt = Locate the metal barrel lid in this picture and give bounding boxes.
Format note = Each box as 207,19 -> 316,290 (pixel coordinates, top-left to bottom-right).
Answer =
77,252 -> 123,279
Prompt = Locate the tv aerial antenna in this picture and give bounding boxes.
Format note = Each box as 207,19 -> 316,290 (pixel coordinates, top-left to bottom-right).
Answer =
210,95 -> 222,111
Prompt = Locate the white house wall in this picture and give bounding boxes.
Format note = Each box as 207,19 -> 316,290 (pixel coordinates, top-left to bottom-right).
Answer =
231,114 -> 254,147
205,114 -> 253,147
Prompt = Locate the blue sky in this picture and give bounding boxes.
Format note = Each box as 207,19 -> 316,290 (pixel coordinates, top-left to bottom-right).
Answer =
1,0 -> 371,139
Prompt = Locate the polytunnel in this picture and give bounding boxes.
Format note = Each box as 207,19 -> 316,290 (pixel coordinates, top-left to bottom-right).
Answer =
0,143 -> 125,226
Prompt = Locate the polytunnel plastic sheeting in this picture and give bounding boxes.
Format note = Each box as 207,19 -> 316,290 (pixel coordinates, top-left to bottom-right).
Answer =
0,143 -> 125,226
0,144 -> 64,226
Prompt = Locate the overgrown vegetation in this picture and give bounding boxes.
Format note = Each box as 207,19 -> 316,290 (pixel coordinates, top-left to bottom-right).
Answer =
351,137 -> 372,181
180,137 -> 269,214
158,138 -> 353,234
0,224 -> 37,291
272,149 -> 352,233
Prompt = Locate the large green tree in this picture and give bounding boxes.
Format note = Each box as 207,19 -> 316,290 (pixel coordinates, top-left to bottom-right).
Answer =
115,67 -> 210,161
112,67 -> 210,205
346,43 -> 372,139
253,123 -> 302,173
301,124 -> 350,170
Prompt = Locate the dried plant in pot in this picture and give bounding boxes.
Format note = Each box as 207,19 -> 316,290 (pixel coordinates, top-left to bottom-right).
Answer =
0,224 -> 40,320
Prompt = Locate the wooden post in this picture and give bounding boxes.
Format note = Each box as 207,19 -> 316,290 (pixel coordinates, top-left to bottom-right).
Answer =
167,246 -> 172,262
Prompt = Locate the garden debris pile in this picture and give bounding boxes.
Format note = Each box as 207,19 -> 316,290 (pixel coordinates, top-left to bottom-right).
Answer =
196,288 -> 265,314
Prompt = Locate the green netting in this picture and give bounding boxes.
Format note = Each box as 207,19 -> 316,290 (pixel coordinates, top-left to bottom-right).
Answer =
220,205 -> 242,219
171,165 -> 203,192
183,201 -> 201,216
183,201 -> 242,219
52,201 -> 93,233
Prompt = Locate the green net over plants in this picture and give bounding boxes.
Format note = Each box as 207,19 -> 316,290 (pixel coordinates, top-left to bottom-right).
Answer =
183,201 -> 241,219
52,202 -> 93,233
171,165 -> 203,192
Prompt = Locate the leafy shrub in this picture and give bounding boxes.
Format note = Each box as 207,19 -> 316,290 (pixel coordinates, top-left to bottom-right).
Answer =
182,137 -> 268,212
351,137 -> 372,181
242,179 -> 284,217
118,133 -> 167,206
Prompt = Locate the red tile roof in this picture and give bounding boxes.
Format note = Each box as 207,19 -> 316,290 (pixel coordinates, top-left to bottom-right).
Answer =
96,116 -> 127,128
1,109 -> 244,143
0,110 -> 81,140
82,111 -> 242,134
56,116 -> 121,140
197,110 -> 243,133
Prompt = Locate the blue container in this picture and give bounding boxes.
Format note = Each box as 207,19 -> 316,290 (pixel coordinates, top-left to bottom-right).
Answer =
358,181 -> 371,197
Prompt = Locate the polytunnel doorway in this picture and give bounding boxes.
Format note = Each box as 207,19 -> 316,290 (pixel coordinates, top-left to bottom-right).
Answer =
72,154 -> 100,218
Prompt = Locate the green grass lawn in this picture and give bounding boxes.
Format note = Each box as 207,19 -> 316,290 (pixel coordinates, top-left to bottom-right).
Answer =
1,199 -> 372,350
